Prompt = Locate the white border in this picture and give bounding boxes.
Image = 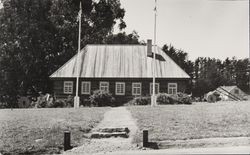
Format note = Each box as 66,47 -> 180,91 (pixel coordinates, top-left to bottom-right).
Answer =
132,82 -> 141,95
81,81 -> 91,94
63,81 -> 73,94
168,83 -> 177,95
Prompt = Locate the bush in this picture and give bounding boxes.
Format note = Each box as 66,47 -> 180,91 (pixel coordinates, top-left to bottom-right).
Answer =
48,95 -> 73,108
65,95 -> 74,107
156,92 -> 192,105
127,96 -> 151,105
36,96 -> 47,108
89,90 -> 115,107
0,102 -> 8,108
49,99 -> 65,108
156,93 -> 174,104
175,92 -> 192,104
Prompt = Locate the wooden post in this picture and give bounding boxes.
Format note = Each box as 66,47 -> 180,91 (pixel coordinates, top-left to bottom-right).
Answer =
64,131 -> 71,151
143,130 -> 148,147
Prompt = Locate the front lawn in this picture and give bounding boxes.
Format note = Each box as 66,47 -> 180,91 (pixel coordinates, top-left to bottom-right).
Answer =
0,107 -> 109,154
127,101 -> 250,143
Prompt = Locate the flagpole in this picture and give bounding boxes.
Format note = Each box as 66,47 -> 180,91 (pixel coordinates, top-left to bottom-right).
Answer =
151,0 -> 157,107
74,1 -> 82,108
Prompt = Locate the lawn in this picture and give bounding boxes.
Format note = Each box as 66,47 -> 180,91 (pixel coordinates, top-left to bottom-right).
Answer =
0,107 -> 109,154
127,101 -> 250,143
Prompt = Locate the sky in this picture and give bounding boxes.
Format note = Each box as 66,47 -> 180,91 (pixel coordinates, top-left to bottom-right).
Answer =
115,0 -> 249,60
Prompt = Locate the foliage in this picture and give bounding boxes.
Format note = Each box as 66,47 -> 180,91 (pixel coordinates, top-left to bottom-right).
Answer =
0,0 -> 126,105
162,43 -> 250,97
156,93 -> 173,104
89,90 -> 115,107
162,44 -> 194,79
128,96 -> 151,105
192,57 -> 249,97
105,31 -> 141,44
156,92 -> 192,105
33,94 -> 73,108
174,92 -> 192,104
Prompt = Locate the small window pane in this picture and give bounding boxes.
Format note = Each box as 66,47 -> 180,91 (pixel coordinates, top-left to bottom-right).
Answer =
100,82 -> 109,92
116,82 -> 125,95
168,83 -> 177,95
64,81 -> 73,94
150,83 -> 159,95
132,83 -> 141,95
82,81 -> 91,94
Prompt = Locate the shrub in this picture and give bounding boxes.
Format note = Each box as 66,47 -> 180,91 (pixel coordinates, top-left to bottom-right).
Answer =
65,95 -> 74,107
36,96 -> 47,108
175,92 -> 192,104
135,96 -> 151,105
0,102 -> 8,108
47,95 -> 73,108
156,93 -> 174,104
89,90 -> 115,107
49,99 -> 65,108
127,96 -> 151,105
156,92 -> 192,105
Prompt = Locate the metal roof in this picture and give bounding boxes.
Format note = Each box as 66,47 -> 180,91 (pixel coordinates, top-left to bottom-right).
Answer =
217,86 -> 237,93
50,45 -> 190,78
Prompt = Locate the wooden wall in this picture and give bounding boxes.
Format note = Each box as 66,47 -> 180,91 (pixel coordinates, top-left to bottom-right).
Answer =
51,78 -> 190,104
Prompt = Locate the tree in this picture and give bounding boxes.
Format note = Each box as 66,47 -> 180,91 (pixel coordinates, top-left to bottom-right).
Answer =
0,0 -> 126,106
162,44 -> 194,78
105,31 -> 141,44
235,58 -> 249,92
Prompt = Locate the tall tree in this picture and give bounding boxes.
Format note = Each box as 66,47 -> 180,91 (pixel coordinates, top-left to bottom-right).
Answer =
0,0 -> 126,105
105,31 -> 141,44
162,44 -> 194,78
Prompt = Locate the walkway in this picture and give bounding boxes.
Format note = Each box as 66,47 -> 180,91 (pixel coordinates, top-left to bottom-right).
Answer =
64,107 -> 139,154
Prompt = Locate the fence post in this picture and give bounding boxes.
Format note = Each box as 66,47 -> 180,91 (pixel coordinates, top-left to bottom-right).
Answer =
143,130 -> 148,147
64,131 -> 71,151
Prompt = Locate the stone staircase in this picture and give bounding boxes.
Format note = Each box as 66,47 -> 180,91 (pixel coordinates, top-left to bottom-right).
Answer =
90,127 -> 130,138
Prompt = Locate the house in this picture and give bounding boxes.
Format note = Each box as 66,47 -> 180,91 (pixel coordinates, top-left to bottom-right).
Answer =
215,86 -> 246,101
50,42 -> 190,104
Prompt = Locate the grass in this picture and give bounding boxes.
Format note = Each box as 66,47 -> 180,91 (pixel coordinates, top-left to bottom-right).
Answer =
0,107 -> 109,154
127,101 -> 250,143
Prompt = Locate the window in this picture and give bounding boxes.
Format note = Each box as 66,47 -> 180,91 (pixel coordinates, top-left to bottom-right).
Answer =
168,83 -> 177,95
132,83 -> 141,95
116,82 -> 125,95
150,83 -> 160,95
234,89 -> 239,94
100,82 -> 109,92
64,81 -> 73,94
81,81 -> 91,94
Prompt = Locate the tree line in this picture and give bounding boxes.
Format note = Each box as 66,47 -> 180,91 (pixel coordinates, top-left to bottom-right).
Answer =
162,44 -> 249,97
0,0 -> 249,106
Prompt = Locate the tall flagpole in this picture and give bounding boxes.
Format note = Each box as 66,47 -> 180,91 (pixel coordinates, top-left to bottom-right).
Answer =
74,1 -> 82,108
151,0 -> 157,107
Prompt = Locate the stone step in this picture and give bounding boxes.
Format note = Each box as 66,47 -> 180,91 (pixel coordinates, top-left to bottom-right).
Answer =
90,131 -> 129,138
94,127 -> 129,133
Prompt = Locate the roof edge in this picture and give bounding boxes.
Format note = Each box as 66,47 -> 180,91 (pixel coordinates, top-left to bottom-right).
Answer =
49,45 -> 88,78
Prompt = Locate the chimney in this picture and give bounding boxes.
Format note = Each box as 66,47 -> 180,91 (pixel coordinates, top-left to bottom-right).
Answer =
147,39 -> 152,56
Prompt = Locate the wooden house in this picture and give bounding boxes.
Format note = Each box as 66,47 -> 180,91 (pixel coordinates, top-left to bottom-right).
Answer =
50,43 -> 190,104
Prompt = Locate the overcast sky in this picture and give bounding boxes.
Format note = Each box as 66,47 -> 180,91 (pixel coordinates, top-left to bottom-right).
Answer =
115,0 -> 249,60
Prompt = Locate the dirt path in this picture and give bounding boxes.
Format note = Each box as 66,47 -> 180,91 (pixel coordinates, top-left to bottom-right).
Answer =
64,107 -> 139,154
